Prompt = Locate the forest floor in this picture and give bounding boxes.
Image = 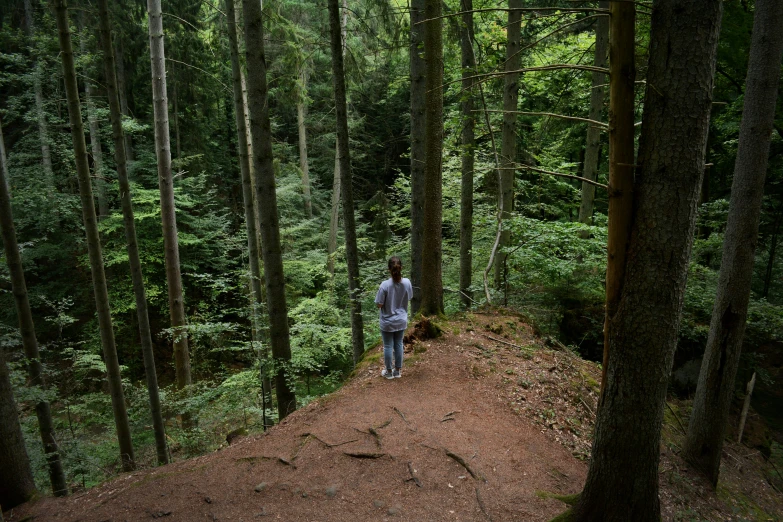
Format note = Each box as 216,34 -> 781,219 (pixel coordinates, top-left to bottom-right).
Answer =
6,310 -> 783,521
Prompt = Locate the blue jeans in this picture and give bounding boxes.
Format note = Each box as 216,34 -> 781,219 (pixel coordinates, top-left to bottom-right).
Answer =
381,329 -> 404,371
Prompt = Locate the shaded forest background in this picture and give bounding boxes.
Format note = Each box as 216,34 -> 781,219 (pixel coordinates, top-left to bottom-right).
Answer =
0,0 -> 781,495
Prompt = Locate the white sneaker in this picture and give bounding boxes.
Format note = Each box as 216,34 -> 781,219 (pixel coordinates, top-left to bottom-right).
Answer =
382,368 -> 394,380
393,369 -> 401,379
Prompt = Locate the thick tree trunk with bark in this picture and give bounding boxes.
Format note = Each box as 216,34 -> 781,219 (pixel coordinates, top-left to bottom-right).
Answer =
0,348 -> 36,510
79,13 -> 108,219
577,1 -> 609,230
297,72 -> 313,219
54,0 -> 135,471
0,119 -> 68,494
494,0 -> 522,287
684,0 -> 783,487
601,0 -> 635,393
97,0 -> 168,465
328,0 -> 365,363
459,0 -> 475,309
24,0 -> 54,193
147,0 -> 192,394
409,0 -> 426,314
419,0 -> 444,316
571,1 -> 722,520
243,0 -> 298,419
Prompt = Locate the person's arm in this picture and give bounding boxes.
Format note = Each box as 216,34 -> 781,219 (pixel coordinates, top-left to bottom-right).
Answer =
374,285 -> 385,310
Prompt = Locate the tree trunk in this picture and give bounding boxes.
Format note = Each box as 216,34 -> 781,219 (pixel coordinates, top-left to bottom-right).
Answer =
173,78 -> 181,160
79,12 -> 108,220
494,0 -> 523,288
684,0 -> 783,487
737,372 -> 756,444
243,0 -> 297,419
0,117 -> 69,495
577,1 -> 609,232
297,71 -> 313,219
147,0 -> 192,396
570,2 -> 722,519
327,1 -> 348,277
54,0 -> 136,471
409,0 -> 426,314
459,0 -> 475,309
0,348 -> 36,510
329,0 -> 365,364
97,0 -> 168,466
24,0 -> 54,193
226,0 -> 270,398
600,0 -> 636,394
419,0 -> 444,316
115,39 -> 133,162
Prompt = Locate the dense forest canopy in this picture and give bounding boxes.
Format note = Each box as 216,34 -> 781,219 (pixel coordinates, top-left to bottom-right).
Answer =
0,0 -> 782,517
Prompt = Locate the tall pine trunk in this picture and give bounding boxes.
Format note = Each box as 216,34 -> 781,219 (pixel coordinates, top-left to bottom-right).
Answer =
54,0 -> 135,471
494,0 -> 522,287
600,0 -> 635,393
409,0 -> 426,314
577,1 -> 609,230
97,0 -> 168,465
684,0 -> 783,487
243,0 -> 298,419
571,1 -> 722,519
225,0 -> 269,398
24,0 -> 54,193
459,0 -> 475,309
115,39 -> 134,162
79,13 -> 108,219
297,71 -> 313,219
147,0 -> 192,396
419,0 -> 443,316
328,0 -> 365,363
0,118 -> 68,494
0,348 -> 36,510
327,0 -> 348,277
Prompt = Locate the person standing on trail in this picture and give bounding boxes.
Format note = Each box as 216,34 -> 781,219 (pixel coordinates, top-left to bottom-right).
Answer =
375,256 -> 413,379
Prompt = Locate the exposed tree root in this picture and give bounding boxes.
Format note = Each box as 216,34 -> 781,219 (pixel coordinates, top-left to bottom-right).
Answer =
445,449 -> 485,481
343,451 -> 386,459
300,432 -> 358,448
476,487 -> 492,521
407,462 -> 423,487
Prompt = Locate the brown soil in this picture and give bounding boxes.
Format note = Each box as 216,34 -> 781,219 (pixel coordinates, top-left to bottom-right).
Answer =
6,311 -> 782,521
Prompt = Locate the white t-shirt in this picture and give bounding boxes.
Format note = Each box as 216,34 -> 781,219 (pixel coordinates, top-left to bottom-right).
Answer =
374,277 -> 413,332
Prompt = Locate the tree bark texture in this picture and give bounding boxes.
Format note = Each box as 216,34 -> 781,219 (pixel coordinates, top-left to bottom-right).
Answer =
0,348 -> 36,510
419,0 -> 444,316
243,0 -> 298,419
328,0 -> 365,364
0,119 -> 69,494
577,1 -> 609,230
147,0 -> 192,393
79,13 -> 108,220
97,0 -> 168,466
600,0 -> 635,394
494,0 -> 522,288
684,0 -> 783,487
24,0 -> 54,193
55,0 -> 136,472
571,1 -> 722,520
737,372 -> 756,444
459,0 -> 475,309
409,0 -> 426,314
297,72 -> 313,219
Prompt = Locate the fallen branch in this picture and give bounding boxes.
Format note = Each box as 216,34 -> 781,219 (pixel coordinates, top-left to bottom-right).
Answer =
476,487 -> 492,521
407,462 -> 423,488
481,333 -> 527,351
665,402 -> 687,436
343,451 -> 386,459
445,450 -> 485,482
579,397 -> 594,417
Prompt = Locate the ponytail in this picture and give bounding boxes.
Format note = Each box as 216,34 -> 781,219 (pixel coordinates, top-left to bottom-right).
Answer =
388,256 -> 402,283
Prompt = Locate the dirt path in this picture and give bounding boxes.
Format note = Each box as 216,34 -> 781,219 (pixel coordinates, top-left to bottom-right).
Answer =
8,314 -> 585,522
